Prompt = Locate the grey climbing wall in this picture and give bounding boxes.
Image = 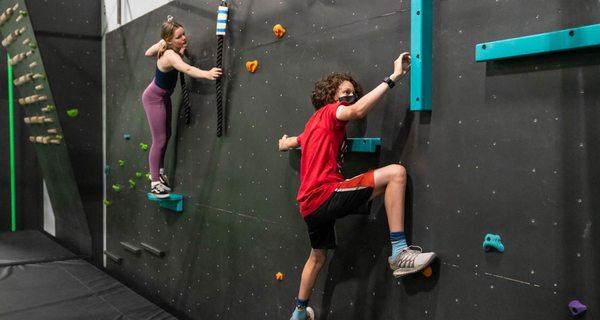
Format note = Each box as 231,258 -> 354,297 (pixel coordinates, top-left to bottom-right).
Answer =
105,0 -> 600,319
0,64 -> 43,232
0,0 -> 92,256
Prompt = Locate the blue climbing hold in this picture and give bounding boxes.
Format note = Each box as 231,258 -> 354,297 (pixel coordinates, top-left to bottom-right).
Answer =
123,133 -> 131,140
104,165 -> 110,175
483,233 -> 504,252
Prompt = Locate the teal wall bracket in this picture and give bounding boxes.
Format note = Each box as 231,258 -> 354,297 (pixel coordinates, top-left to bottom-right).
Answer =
147,193 -> 184,212
410,0 -> 432,111
347,138 -> 381,153
475,23 -> 600,62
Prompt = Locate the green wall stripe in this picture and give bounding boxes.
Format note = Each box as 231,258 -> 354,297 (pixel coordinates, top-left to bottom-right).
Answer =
7,54 -> 16,231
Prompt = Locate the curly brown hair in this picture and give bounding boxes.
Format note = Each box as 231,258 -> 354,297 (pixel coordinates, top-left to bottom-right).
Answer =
311,73 -> 363,110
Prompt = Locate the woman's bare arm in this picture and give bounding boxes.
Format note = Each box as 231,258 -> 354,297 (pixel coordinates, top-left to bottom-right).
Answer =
145,39 -> 165,57
164,50 -> 221,80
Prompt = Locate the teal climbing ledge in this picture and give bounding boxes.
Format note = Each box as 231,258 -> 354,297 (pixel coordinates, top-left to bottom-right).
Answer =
147,193 -> 183,212
476,23 -> 600,62
346,138 -> 381,153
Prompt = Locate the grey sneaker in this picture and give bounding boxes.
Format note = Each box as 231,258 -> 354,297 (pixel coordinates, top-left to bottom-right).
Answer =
289,307 -> 314,320
150,182 -> 170,199
388,246 -> 436,277
158,173 -> 173,192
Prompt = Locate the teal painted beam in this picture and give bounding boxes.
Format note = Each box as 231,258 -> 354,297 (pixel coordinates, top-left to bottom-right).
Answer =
147,193 -> 183,212
476,23 -> 600,62
347,138 -> 381,153
410,0 -> 432,111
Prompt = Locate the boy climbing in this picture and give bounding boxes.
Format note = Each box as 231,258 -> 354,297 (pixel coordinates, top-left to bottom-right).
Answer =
278,52 -> 436,320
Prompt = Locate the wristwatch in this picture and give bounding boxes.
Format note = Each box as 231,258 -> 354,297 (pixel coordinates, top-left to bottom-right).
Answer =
383,76 -> 395,89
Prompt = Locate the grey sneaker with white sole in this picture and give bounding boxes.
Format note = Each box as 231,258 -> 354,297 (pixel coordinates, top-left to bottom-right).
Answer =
150,182 -> 171,199
388,245 -> 436,277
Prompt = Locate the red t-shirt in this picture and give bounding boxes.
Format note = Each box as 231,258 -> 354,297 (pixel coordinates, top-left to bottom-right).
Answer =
297,102 -> 348,217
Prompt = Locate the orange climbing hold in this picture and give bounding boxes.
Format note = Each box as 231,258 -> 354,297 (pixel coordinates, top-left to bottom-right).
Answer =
422,266 -> 432,277
246,60 -> 259,73
272,24 -> 286,38
275,272 -> 284,281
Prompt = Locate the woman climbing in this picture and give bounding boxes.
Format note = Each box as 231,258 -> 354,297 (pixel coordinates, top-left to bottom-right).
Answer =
143,15 -> 222,198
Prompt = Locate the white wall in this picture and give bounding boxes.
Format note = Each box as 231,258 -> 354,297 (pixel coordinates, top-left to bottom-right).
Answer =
104,0 -> 172,32
43,181 -> 55,236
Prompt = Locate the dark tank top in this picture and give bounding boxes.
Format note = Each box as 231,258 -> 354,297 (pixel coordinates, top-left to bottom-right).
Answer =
154,66 -> 178,90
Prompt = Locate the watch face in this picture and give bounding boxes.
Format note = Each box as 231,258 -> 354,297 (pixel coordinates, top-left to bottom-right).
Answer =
384,77 -> 395,88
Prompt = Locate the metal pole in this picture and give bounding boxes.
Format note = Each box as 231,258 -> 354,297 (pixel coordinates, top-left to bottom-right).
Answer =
117,0 -> 121,25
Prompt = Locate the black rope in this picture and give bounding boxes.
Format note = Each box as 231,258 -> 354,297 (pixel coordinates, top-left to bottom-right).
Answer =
216,35 -> 224,137
179,72 -> 191,125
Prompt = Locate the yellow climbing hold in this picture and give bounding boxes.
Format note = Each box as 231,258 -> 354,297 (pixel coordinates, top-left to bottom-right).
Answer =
245,60 -> 258,73
272,24 -> 286,38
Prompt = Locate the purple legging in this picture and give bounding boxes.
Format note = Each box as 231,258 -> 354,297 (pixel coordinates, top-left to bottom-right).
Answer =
142,79 -> 172,182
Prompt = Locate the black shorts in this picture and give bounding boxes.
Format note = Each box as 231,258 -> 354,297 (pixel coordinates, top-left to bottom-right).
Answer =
304,171 -> 375,249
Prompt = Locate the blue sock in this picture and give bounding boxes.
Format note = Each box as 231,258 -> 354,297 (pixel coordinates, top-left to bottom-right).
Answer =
390,231 -> 408,259
292,298 -> 309,319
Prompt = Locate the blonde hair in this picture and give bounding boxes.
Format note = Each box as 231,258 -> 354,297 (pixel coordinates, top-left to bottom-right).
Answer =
157,15 -> 183,58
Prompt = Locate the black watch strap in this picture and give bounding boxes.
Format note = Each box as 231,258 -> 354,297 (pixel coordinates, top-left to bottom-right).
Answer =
383,76 -> 395,88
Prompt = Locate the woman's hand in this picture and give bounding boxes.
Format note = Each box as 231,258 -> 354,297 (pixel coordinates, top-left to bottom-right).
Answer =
205,67 -> 222,80
278,134 -> 289,151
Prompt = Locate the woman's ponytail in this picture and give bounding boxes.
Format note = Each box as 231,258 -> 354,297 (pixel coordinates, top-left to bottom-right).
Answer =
157,40 -> 168,58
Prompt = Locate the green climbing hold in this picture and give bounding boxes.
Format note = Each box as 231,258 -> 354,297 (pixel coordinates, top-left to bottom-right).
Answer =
145,172 -> 152,181
103,199 -> 111,206
67,109 -> 79,118
140,143 -> 149,151
135,171 -> 142,178
28,43 -> 37,49
128,179 -> 136,189
112,184 -> 121,192
118,160 -> 125,167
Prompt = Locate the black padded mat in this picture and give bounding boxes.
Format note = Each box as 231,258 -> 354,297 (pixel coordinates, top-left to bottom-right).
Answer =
0,230 -> 78,266
0,259 -> 176,320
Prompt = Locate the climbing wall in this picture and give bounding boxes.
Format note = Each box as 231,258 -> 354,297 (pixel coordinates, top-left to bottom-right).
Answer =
0,0 -> 91,255
105,0 -> 600,319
